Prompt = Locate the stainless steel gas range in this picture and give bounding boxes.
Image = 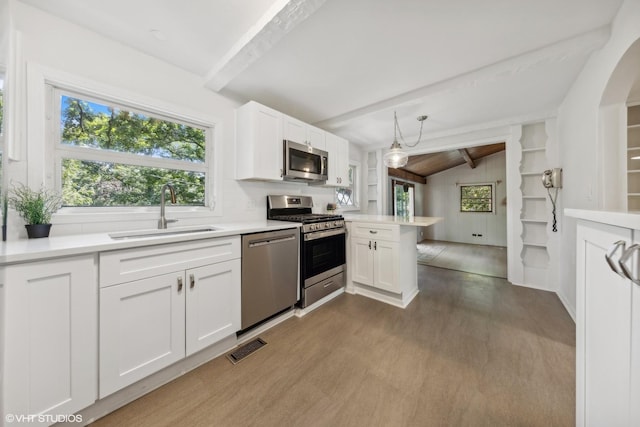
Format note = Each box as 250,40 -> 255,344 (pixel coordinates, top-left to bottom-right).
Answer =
267,195 -> 346,308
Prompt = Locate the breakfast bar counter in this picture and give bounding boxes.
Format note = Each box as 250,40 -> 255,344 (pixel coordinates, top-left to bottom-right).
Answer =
343,215 -> 442,308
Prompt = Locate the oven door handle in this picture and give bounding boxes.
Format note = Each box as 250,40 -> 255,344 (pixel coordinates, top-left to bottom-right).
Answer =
304,228 -> 346,241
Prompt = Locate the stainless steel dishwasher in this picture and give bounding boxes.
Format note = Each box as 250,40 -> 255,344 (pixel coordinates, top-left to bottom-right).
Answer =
241,228 -> 299,330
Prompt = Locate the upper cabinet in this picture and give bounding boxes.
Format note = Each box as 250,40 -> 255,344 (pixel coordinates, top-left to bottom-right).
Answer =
236,101 -> 284,181
283,115 -> 326,150
325,132 -> 350,187
236,101 -> 348,186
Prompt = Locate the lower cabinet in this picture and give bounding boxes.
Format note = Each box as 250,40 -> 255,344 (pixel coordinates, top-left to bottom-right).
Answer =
1,255 -> 98,422
351,237 -> 399,292
99,237 -> 241,398
576,220 -> 640,426
99,271 -> 186,397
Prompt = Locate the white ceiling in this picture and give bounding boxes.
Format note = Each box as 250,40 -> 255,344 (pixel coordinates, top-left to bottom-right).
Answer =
20,0 -> 625,149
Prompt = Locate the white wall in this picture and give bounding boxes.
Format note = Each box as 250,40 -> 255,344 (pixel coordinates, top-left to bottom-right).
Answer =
2,1 -> 363,238
557,0 -> 640,315
423,151 -> 507,246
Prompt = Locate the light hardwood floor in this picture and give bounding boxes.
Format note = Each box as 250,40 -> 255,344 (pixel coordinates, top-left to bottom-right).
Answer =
91,266 -> 575,426
418,240 -> 508,278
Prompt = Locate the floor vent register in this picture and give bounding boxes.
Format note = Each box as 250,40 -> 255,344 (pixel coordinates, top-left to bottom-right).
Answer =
226,338 -> 267,364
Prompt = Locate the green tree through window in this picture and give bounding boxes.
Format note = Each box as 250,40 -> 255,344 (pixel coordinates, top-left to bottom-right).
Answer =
58,94 -> 208,207
460,184 -> 493,212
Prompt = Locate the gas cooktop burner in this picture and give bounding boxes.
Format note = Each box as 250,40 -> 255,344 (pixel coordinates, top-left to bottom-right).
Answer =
271,213 -> 344,224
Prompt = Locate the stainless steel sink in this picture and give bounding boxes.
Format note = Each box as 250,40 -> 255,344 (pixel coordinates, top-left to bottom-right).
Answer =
109,226 -> 219,240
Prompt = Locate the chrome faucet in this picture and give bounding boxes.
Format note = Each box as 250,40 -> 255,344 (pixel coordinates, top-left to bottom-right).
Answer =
158,183 -> 177,229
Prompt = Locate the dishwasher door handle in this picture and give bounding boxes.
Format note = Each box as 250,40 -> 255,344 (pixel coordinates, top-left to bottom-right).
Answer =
248,234 -> 297,248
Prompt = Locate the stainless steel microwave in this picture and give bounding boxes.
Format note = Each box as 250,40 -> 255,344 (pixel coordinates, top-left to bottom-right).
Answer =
283,140 -> 328,183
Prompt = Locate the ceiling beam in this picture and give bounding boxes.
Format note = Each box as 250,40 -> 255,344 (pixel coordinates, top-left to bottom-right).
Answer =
204,0 -> 326,92
387,168 -> 426,184
314,26 -> 609,131
458,148 -> 476,169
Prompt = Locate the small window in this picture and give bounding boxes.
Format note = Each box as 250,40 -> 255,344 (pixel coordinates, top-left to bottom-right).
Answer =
336,163 -> 359,209
460,184 -> 493,212
52,89 -> 211,207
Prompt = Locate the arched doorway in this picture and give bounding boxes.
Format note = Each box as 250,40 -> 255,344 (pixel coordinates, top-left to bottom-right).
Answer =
598,38 -> 640,211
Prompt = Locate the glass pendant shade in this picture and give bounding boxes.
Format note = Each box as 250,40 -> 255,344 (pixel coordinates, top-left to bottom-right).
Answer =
383,140 -> 408,168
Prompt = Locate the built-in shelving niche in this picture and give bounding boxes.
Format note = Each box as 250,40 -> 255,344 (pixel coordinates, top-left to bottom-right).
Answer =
519,123 -> 550,271
367,151 -> 379,214
628,105 -> 640,211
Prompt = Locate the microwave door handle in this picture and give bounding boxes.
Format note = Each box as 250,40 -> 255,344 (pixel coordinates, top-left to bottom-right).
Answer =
323,156 -> 328,175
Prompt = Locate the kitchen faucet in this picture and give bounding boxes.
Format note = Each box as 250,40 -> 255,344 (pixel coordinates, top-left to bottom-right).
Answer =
158,183 -> 177,229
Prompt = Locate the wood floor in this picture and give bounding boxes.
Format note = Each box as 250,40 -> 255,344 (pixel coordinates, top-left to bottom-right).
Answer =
91,266 -> 575,426
418,240 -> 508,278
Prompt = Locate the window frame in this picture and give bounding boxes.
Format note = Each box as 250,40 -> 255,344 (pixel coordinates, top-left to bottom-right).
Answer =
46,83 -> 217,212
336,161 -> 360,211
459,183 -> 494,213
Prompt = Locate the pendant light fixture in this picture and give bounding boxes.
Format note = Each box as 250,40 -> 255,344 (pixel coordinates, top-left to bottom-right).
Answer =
383,111 -> 428,168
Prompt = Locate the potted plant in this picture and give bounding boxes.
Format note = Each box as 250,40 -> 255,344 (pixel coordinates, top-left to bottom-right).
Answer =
9,184 -> 62,238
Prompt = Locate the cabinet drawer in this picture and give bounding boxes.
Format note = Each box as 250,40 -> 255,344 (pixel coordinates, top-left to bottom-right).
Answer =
100,236 -> 240,287
351,222 -> 399,241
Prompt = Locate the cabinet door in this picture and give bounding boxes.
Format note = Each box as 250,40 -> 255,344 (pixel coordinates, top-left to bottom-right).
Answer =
351,237 -> 374,286
576,221 -> 632,426
3,255 -> 97,419
186,259 -> 241,356
99,272 -> 186,398
236,101 -> 283,181
283,115 -> 307,145
325,133 -> 349,187
307,124 -> 326,150
373,240 -> 399,292
631,230 -> 640,426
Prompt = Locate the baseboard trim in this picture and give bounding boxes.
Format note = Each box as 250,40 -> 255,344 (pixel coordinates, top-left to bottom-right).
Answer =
555,290 -> 576,323
74,334 -> 237,426
295,288 -> 344,317
352,284 -> 417,309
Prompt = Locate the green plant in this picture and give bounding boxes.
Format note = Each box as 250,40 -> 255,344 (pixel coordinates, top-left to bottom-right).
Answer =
9,184 -> 62,225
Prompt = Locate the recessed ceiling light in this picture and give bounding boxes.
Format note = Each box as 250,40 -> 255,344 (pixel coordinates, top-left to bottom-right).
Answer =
149,29 -> 167,41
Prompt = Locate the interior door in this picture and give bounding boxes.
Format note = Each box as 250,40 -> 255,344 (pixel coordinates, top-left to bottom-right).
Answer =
392,180 -> 415,217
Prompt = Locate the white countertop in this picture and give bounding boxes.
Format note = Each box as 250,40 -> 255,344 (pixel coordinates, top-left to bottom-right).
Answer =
342,214 -> 443,227
565,209 -> 640,230
0,221 -> 300,265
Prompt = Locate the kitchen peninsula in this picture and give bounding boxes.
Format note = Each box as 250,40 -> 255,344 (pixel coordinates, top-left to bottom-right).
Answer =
343,215 -> 442,308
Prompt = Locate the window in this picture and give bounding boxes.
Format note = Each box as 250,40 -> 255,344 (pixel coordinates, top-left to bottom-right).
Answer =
51,88 -> 212,207
392,180 -> 415,217
460,184 -> 493,212
336,163 -> 359,210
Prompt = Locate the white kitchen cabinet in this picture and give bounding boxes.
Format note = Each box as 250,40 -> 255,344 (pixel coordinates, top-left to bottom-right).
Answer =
351,236 -> 399,292
575,219 -> 640,426
99,237 -> 241,398
325,132 -> 350,187
283,114 -> 326,150
186,260 -> 241,355
2,255 -> 97,423
99,272 -> 186,397
235,101 -> 283,181
350,223 -> 402,293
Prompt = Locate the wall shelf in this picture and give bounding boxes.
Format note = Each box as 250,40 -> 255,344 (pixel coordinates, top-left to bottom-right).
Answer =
521,171 -> 542,176
523,241 -> 547,248
521,218 -> 548,224
522,195 -> 546,200
522,147 -> 545,153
